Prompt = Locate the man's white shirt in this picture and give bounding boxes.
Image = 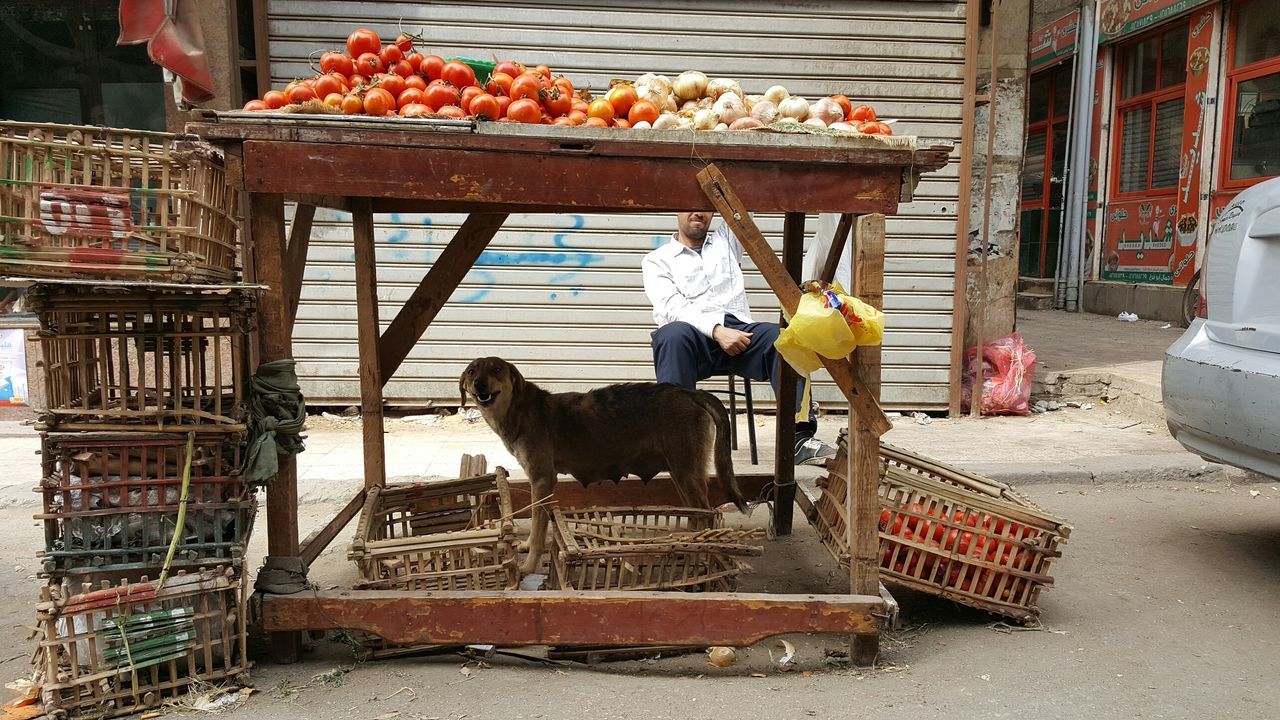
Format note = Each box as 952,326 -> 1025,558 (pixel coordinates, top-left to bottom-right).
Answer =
642,223 -> 754,338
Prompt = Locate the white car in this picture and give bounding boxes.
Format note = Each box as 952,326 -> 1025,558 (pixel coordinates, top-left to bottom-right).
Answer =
1163,176 -> 1280,479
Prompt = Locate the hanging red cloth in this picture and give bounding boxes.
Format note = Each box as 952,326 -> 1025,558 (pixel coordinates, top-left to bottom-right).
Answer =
117,0 -> 215,103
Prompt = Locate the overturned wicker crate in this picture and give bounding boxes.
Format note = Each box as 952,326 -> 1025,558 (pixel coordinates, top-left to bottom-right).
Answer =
26,285 -> 254,432
0,121 -> 238,283
37,432 -> 254,578
549,507 -> 763,592
808,433 -> 1071,623
34,566 -> 248,720
349,469 -> 518,591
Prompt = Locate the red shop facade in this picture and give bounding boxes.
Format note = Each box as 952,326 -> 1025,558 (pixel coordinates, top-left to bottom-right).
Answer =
1023,0 -> 1280,317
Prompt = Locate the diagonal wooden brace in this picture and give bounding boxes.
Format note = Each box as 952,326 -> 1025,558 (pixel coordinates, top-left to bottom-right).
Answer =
697,164 -> 891,437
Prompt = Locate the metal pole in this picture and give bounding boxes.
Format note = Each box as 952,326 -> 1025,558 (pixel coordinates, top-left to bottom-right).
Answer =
1057,1 -> 1099,312
969,0 -> 1002,418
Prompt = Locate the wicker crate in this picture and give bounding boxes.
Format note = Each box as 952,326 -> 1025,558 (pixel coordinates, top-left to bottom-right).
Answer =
549,507 -> 763,592
26,285 -> 254,432
810,433 -> 1072,623
34,566 -> 249,720
349,469 -> 519,591
37,433 -> 254,578
0,121 -> 238,283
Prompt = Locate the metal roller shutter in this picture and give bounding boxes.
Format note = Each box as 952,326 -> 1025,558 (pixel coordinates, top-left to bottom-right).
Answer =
266,0 -> 966,409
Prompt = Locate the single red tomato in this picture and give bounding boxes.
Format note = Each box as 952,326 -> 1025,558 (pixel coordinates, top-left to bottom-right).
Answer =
441,60 -> 477,88
394,33 -> 414,53
496,95 -> 511,117
460,85 -> 484,113
567,109 -> 587,125
469,93 -> 501,120
389,60 -> 414,78
421,54 -> 445,81
584,116 -> 608,127
613,117 -> 631,129
397,87 -> 426,109
313,73 -> 342,98
542,88 -> 572,117
405,52 -> 425,73
348,73 -> 368,89
340,94 -> 363,115
875,121 -> 893,135
571,99 -> 590,115
850,104 -> 877,122
400,103 -> 431,117
831,94 -> 852,118
322,92 -> 344,107
320,51 -> 354,77
287,84 -> 316,104
606,83 -> 637,117
436,104 -> 467,119
355,52 -> 383,76
552,116 -> 576,126
858,121 -> 881,134
493,59 -> 524,77
378,73 -> 406,97
627,100 -> 659,125
363,90 -> 391,116
346,28 -> 381,58
486,71 -> 514,96
553,75 -> 574,97
509,72 -> 543,101
380,44 -> 404,66
404,74 -> 427,92
243,99 -> 269,111
424,82 -> 460,110
533,63 -> 552,78
262,90 -> 288,109
506,97 -> 542,123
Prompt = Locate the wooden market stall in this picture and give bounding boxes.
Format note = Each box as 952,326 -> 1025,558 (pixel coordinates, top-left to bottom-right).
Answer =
190,112 -> 952,663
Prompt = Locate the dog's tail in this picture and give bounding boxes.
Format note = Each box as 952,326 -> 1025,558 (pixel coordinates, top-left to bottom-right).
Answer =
699,392 -> 749,513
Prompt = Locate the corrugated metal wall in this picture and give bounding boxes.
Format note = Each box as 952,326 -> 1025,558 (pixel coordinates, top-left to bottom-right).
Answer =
265,0 -> 966,409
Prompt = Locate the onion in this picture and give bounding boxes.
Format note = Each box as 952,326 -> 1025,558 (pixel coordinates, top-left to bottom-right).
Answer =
693,108 -> 719,130
637,73 -> 673,97
631,120 -> 652,130
680,99 -> 700,112
829,121 -> 855,132
750,99 -> 779,125
706,78 -> 742,101
804,117 -> 827,127
712,92 -> 747,125
707,646 -> 737,668
778,96 -> 809,120
675,116 -> 694,130
673,70 -> 709,101
636,83 -> 671,112
763,85 -> 790,105
776,116 -> 800,126
810,97 -> 845,125
714,122 -> 729,131
743,94 -> 762,110
729,116 -> 763,130
666,93 -> 678,112
652,112 -> 681,130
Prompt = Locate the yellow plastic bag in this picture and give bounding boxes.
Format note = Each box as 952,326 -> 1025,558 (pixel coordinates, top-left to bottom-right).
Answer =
774,282 -> 884,376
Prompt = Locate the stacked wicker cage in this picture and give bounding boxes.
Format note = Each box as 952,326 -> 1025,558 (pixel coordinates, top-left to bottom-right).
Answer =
4,122 -> 256,719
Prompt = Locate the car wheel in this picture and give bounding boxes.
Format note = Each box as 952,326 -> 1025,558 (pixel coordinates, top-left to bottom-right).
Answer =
1181,268 -> 1202,327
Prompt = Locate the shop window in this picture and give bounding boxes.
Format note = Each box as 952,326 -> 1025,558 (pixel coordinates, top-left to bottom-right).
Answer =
1224,0 -> 1280,186
1020,61 -> 1074,278
1113,23 -> 1188,196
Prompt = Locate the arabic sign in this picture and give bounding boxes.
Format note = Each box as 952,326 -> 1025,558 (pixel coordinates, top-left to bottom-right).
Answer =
1100,198 -> 1178,283
0,330 -> 28,407
1168,7 -> 1216,287
1030,11 -> 1080,69
1098,0 -> 1215,44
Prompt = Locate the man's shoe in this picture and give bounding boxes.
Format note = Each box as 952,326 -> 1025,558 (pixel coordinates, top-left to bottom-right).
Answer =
794,436 -> 837,466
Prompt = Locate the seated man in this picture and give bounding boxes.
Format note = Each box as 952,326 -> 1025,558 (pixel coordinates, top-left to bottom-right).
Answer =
642,211 -> 837,466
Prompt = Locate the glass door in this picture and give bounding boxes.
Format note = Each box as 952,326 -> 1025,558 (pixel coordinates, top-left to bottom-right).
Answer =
1020,61 -> 1075,278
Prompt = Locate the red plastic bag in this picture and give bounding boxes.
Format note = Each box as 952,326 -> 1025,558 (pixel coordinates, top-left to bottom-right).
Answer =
960,332 -> 1037,416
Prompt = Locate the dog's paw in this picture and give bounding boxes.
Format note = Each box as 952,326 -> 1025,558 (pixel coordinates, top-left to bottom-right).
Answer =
516,540 -> 531,553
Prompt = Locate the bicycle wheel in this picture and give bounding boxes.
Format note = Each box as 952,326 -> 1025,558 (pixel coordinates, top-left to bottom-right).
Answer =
1181,268 -> 1202,327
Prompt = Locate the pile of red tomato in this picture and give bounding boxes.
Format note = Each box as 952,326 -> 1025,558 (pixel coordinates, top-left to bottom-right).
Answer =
879,504 -> 1038,602
242,27 -> 650,125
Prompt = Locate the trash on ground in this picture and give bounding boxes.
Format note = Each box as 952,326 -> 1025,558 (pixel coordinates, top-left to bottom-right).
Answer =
1118,312 -> 1139,322
961,332 -> 1037,415
772,640 -> 797,672
707,646 -> 737,667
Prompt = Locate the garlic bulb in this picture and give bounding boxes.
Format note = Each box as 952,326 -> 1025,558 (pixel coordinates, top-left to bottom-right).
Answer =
750,99 -> 779,125
693,108 -> 719,130
631,120 -> 653,130
706,78 -> 742,101
675,116 -> 695,130
636,83 -> 671,112
763,85 -> 790,105
637,73 -> 673,97
652,112 -> 681,130
712,92 -> 747,125
673,70 -> 709,101
778,96 -> 809,120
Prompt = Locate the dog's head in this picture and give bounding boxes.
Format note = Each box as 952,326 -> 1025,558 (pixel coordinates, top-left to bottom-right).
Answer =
459,356 -> 524,415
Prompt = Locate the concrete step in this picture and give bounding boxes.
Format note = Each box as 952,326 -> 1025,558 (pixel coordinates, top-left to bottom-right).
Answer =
1018,276 -> 1055,294
1017,290 -> 1054,311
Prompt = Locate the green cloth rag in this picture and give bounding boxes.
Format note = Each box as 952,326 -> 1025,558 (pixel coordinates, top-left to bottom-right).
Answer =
245,359 -> 307,483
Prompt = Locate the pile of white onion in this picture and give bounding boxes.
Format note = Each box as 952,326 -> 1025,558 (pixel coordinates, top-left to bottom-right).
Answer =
628,73 -> 883,133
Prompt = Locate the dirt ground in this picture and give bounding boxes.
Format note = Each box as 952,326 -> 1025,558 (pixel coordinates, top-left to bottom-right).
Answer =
4,478 -> 1278,720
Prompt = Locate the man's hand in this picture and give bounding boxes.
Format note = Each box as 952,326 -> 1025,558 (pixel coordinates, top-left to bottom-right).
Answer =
713,325 -> 752,356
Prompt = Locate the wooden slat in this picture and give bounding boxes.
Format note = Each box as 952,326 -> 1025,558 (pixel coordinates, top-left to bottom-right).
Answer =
696,164 -> 891,436
298,487 -> 365,568
850,213 -> 887,666
283,202 -> 315,334
772,212 -> 804,536
505,473 -> 777,515
352,198 -> 386,489
261,590 -> 884,647
377,213 -> 508,383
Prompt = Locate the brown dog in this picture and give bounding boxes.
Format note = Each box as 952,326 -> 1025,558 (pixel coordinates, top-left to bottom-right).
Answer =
459,356 -> 748,574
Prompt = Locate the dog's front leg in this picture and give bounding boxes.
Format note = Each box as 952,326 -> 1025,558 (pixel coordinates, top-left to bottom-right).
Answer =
520,473 -> 555,575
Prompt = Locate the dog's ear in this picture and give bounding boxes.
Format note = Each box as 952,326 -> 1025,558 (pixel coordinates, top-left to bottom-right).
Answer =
505,360 -> 526,392
458,368 -> 468,408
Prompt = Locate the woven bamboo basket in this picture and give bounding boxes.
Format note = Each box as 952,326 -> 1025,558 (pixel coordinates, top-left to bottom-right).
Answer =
26,285 -> 255,432
34,566 -> 248,720
0,121 -> 238,283
349,469 -> 518,592
549,507 -> 763,592
809,432 -> 1072,622
37,433 -> 254,578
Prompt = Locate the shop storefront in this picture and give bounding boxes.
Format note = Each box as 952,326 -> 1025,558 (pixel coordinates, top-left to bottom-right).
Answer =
1025,0 -> 1280,320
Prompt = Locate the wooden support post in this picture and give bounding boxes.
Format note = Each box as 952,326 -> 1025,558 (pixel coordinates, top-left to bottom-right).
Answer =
283,203 -> 315,335
850,214 -> 886,666
249,191 -> 302,664
818,213 -> 855,285
378,213 -> 508,384
772,212 -> 804,535
352,198 -> 386,489
696,164 -> 891,436
261,590 -> 884,647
